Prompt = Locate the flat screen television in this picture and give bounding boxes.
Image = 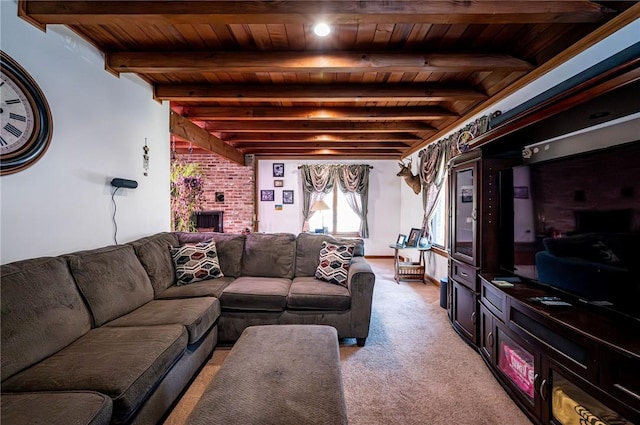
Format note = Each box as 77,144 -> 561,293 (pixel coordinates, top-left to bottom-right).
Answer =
498,140 -> 640,322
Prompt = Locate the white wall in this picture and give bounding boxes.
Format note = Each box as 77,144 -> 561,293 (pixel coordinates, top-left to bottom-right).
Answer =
256,159 -> 401,256
0,2 -> 171,264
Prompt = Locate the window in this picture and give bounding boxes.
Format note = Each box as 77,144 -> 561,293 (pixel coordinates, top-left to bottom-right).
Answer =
308,188 -> 362,236
429,181 -> 447,248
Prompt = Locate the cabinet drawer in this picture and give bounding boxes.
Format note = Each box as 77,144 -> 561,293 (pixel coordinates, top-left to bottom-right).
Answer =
508,303 -> 598,382
600,348 -> 640,413
480,277 -> 506,322
451,259 -> 476,290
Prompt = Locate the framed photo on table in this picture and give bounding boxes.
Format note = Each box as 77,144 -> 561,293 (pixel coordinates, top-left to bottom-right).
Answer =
406,228 -> 422,247
396,234 -> 407,247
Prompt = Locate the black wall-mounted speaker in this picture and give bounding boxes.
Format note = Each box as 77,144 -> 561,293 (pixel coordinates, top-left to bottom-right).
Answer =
111,178 -> 138,189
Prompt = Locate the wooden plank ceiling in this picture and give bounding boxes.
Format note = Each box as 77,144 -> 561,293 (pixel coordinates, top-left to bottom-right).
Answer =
19,1 -> 638,162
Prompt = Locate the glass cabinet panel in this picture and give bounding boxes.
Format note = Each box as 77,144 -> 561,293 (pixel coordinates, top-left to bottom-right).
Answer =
451,163 -> 476,264
497,328 -> 535,404
551,371 -> 634,425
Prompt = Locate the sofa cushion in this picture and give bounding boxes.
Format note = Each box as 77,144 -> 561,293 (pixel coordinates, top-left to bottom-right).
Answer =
104,297 -> 221,344
65,245 -> 155,327
171,240 -> 224,285
176,232 -> 245,277
295,233 -> 364,277
1,257 -> 92,381
289,277 -> 351,311
157,276 -> 235,299
315,242 -> 355,287
1,391 -> 113,425
1,325 -> 187,425
129,232 -> 180,296
220,277 -> 292,311
242,233 -> 297,278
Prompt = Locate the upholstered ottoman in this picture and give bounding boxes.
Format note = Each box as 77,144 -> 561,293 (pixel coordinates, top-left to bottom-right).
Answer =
186,325 -> 348,425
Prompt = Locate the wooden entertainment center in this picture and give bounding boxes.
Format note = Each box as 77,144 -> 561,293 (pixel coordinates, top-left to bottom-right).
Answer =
478,274 -> 640,424
446,55 -> 640,424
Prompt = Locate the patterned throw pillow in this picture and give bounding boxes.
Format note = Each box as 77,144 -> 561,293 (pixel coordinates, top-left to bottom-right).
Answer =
315,241 -> 355,287
170,240 -> 224,285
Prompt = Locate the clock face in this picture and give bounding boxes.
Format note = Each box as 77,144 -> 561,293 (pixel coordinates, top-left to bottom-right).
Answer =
0,51 -> 52,176
1,71 -> 37,157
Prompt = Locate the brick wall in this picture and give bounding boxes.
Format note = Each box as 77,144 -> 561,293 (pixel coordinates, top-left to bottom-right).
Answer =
173,153 -> 255,233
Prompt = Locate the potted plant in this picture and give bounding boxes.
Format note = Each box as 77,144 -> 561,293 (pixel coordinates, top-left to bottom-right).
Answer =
170,162 -> 205,231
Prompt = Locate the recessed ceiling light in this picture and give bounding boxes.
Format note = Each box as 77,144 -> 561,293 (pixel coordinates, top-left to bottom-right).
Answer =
314,23 -> 331,37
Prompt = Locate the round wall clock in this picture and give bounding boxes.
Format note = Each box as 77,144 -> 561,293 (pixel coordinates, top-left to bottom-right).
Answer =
1,51 -> 53,176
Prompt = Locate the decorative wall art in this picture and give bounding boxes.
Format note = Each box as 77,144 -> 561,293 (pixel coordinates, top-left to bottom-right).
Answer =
514,186 -> 529,199
273,163 -> 284,177
261,190 -> 274,201
461,185 -> 473,203
274,180 -> 284,187
283,190 -> 294,204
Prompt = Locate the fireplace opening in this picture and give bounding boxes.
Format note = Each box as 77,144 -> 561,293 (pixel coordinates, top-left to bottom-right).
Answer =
192,210 -> 224,232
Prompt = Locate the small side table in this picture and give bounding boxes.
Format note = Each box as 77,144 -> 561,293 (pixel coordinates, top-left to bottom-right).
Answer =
389,244 -> 431,284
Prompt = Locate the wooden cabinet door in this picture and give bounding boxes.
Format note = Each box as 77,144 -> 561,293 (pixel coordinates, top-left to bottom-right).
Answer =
452,280 -> 477,344
479,303 -> 495,363
450,159 -> 479,266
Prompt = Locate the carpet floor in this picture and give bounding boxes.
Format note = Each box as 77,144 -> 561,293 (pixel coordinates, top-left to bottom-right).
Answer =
163,258 -> 533,425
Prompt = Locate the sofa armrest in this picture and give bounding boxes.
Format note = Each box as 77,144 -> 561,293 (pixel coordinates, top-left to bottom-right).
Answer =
346,257 -> 376,337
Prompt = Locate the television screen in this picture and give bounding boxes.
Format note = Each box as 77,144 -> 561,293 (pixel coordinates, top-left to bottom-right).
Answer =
501,141 -> 640,321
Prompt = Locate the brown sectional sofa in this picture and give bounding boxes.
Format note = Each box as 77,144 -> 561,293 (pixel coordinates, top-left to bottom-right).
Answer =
1,231 -> 375,425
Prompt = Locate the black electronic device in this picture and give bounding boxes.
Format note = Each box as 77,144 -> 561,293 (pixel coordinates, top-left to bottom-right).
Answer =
498,141 -> 640,321
110,178 -> 138,189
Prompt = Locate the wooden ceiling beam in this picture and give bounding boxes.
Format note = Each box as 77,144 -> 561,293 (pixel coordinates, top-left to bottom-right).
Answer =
231,142 -> 409,150
156,84 -> 486,102
169,111 -> 244,164
171,142 -> 401,157
221,132 -> 421,143
203,121 -> 435,133
178,106 -> 458,121
108,51 -> 533,73
21,1 -> 613,25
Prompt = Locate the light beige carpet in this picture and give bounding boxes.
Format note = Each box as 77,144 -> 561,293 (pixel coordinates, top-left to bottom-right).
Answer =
164,258 -> 533,425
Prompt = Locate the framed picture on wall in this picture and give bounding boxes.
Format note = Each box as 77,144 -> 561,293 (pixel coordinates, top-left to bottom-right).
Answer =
274,179 -> 284,187
514,186 -> 529,199
460,185 -> 473,203
273,163 -> 284,177
261,190 -> 275,201
283,190 -> 294,204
